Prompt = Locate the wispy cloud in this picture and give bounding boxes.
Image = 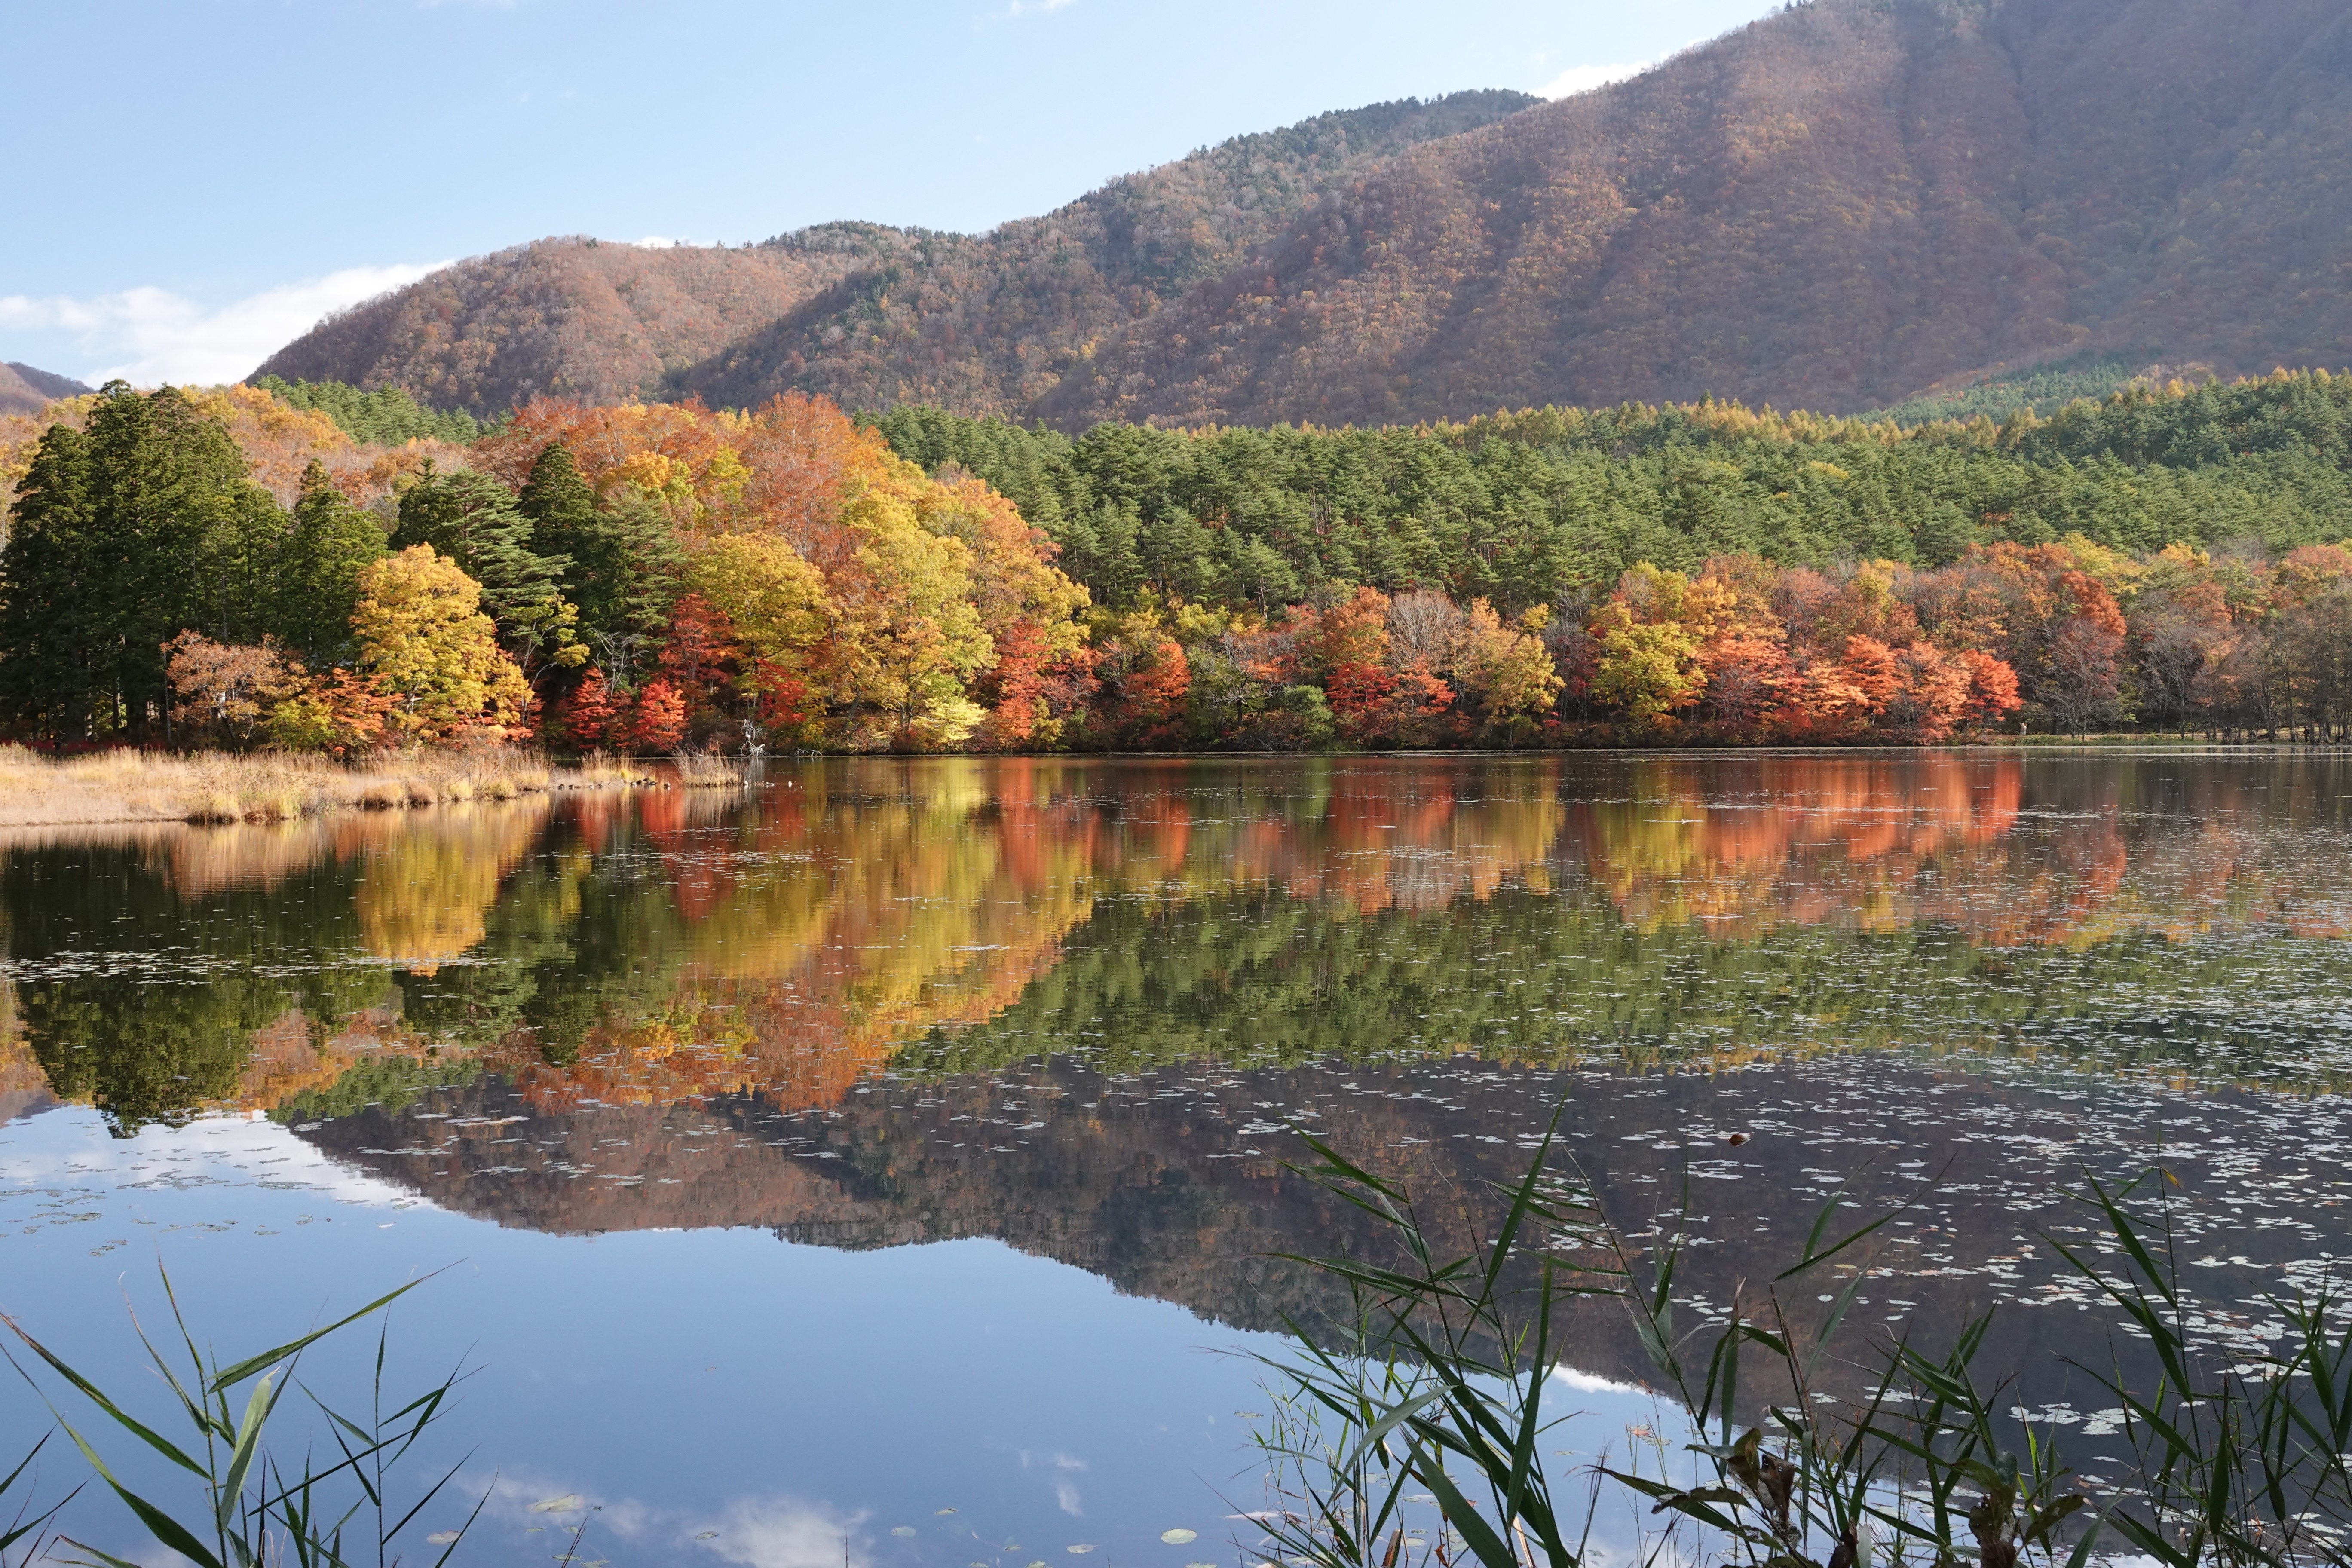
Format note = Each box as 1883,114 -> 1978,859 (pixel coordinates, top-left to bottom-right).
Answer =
1538,59 -> 1653,98
0,261 -> 448,388
1004,0 -> 1077,15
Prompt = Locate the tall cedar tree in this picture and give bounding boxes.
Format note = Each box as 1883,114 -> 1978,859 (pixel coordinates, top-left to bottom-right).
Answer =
274,461 -> 386,668
394,462 -> 580,681
516,442 -> 679,685
0,385 -> 259,740
0,424 -> 97,735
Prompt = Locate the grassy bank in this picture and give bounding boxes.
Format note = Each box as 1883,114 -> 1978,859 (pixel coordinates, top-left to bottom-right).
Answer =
0,745 -> 658,828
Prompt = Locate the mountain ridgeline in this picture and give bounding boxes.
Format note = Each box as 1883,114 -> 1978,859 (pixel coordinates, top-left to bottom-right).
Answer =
254,93 -> 1537,417
257,0 -> 2352,428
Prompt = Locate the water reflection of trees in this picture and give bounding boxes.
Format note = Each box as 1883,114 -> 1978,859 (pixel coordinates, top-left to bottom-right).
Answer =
7,753 -> 2352,1131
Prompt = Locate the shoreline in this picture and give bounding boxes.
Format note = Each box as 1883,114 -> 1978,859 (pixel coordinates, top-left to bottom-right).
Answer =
6,738 -> 2346,831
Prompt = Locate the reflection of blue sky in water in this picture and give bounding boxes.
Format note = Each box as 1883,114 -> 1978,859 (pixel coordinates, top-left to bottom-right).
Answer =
0,1107 -> 1281,1568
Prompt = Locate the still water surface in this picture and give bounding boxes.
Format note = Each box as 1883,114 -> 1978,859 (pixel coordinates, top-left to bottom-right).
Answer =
3,753 -> 2350,1564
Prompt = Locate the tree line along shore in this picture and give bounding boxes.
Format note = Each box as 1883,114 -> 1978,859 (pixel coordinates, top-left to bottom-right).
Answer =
5,369 -> 2352,766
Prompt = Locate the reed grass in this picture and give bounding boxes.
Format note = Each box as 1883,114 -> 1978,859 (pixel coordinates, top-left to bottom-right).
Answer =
1253,1124 -> 2352,1568
2,1269 -> 481,1568
670,747 -> 751,787
0,744 -> 655,828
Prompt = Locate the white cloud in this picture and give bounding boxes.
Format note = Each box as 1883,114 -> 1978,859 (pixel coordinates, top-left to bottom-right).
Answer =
0,261 -> 449,389
693,1498 -> 870,1568
1551,1364 -> 1651,1396
1004,0 -> 1076,15
1538,59 -> 1654,98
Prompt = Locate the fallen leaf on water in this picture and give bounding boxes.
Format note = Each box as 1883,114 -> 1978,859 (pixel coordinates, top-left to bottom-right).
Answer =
531,1496 -> 584,1514
1161,1530 -> 1198,1545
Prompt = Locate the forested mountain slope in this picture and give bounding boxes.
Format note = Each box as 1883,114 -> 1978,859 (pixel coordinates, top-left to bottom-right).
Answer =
1040,0 -> 2352,427
253,225 -> 912,413
668,92 -> 1538,416
254,94 -> 1535,418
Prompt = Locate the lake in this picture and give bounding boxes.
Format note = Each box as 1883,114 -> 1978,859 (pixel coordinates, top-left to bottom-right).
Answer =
4,751 -> 2350,1566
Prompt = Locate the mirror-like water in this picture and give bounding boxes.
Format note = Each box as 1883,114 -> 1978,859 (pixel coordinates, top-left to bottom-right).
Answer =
4,752 -> 2349,1565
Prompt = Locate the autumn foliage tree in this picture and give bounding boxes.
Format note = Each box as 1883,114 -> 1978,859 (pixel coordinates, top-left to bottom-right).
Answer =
351,545 -> 531,742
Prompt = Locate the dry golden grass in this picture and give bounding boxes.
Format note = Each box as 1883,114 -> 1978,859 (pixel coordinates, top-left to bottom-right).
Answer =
670,748 -> 751,787
0,744 -> 655,828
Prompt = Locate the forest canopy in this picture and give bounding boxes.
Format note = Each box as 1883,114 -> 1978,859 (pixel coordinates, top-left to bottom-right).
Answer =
5,370 -> 2352,754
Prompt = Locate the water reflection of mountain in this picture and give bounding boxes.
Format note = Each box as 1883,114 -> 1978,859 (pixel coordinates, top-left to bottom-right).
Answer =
297,1054 -> 2347,1405
8,753 -> 2352,1135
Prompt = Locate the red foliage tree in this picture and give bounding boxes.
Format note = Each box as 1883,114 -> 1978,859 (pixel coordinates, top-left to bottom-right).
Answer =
619,678 -> 688,753
1121,639 -> 1191,744
555,667 -> 619,748
1958,650 -> 2023,730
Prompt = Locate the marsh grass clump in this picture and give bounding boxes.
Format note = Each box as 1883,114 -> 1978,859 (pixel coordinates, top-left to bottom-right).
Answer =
0,743 -> 623,827
672,747 -> 749,787
1253,1122 -> 2352,1568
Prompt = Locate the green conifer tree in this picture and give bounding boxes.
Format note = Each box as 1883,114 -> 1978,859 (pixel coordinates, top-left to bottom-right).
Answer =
395,462 -> 585,683
516,443 -> 678,683
0,423 -> 98,736
271,461 -> 387,668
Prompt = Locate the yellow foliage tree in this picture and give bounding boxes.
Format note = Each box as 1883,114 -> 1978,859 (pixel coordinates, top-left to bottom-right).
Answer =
823,475 -> 994,748
352,544 -> 531,742
687,532 -> 832,665
1588,565 -> 1736,728
1454,599 -> 1563,728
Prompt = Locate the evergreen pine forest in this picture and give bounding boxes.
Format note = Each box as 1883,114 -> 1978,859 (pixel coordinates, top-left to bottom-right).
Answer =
8,367 -> 2352,755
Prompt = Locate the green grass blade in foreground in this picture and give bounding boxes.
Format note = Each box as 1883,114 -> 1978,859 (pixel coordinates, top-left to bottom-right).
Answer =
11,1268 -> 476,1568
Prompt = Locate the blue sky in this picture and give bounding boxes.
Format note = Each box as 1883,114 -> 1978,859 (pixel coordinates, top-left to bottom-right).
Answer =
3,0 -> 1780,386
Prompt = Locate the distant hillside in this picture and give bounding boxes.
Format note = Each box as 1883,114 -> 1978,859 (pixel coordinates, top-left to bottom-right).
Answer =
0,363 -> 87,416
256,93 -> 1538,418
253,227 -> 910,413
253,0 -> 2352,430
1035,0 -> 2352,427
669,92 -> 1540,416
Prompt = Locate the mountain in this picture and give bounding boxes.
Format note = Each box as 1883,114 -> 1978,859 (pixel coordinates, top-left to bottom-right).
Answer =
252,93 -> 1539,417
0,362 -> 87,416
1035,0 -> 2352,427
668,92 -> 1540,416
256,0 -> 2352,429
254,226 -> 912,413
